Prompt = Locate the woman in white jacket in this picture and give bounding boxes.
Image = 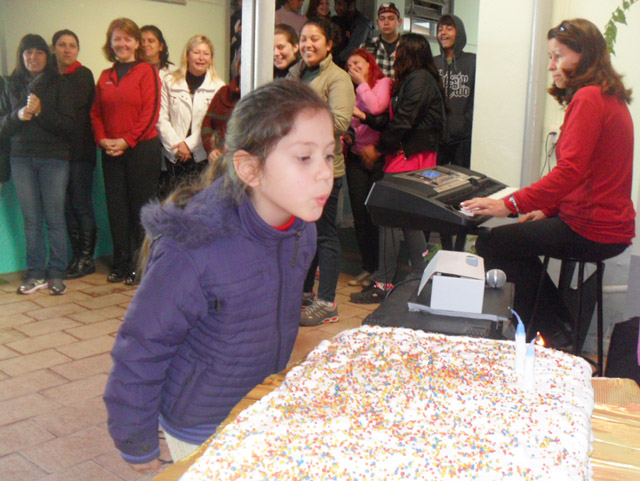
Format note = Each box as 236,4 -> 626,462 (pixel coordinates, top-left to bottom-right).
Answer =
156,35 -> 224,190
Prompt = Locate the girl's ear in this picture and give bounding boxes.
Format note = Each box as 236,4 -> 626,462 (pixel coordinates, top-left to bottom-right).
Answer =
233,150 -> 261,187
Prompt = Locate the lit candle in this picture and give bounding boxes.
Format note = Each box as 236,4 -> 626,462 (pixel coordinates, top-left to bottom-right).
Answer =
512,310 -> 526,377
523,339 -> 536,390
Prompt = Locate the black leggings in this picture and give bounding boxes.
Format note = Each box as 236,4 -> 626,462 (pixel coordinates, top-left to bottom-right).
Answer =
102,138 -> 161,270
476,216 -> 627,338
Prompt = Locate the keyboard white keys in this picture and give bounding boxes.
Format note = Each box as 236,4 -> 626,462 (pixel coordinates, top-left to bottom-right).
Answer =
487,186 -> 518,200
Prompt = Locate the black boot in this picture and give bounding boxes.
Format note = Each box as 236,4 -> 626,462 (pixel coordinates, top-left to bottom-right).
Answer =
66,227 -> 81,277
66,229 -> 96,279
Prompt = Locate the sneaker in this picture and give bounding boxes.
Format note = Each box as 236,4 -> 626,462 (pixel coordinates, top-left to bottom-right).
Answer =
300,299 -> 339,326
48,278 -> 67,295
17,278 -> 48,295
301,291 -> 315,311
348,271 -> 372,286
349,282 -> 390,304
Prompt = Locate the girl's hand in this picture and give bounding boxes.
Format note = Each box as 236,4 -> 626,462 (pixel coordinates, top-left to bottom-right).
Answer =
128,458 -> 165,473
173,141 -> 192,163
352,106 -> 366,121
460,197 -> 512,218
518,210 -> 546,223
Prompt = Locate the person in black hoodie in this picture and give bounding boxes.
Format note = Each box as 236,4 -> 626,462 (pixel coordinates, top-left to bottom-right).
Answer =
0,34 -> 74,295
434,14 -> 476,168
52,29 -> 97,280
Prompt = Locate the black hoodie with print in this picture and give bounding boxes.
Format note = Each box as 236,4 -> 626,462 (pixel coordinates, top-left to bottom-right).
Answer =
434,15 -> 476,146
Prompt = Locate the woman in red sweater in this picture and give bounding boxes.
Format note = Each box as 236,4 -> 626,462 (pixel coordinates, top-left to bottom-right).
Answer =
91,18 -> 161,285
462,18 -> 634,346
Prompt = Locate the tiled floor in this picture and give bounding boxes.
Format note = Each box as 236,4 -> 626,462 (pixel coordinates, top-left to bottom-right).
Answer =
0,258 -> 377,481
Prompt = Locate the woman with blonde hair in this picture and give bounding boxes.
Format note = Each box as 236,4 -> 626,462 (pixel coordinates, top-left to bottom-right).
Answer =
157,35 -> 224,189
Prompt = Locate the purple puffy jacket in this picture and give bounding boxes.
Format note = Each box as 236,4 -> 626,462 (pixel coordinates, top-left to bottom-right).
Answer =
104,178 -> 316,462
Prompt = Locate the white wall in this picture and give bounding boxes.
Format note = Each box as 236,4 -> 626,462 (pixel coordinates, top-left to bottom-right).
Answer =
472,0 -> 536,186
0,0 -> 228,82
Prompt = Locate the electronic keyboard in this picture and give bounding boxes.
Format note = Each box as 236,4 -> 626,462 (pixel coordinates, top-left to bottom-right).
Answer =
365,164 -> 517,234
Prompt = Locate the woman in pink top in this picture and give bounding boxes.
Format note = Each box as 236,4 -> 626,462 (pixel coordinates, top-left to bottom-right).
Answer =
344,48 -> 391,286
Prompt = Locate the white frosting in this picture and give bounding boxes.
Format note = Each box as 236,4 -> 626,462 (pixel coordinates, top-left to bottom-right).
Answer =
180,326 -> 594,480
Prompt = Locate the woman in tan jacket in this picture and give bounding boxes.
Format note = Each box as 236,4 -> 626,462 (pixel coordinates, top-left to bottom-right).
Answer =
289,17 -> 355,327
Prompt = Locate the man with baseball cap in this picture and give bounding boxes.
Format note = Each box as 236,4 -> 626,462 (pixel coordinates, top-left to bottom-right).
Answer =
361,2 -> 401,77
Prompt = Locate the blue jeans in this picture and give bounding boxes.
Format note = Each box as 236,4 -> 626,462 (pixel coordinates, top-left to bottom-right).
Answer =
10,157 -> 69,279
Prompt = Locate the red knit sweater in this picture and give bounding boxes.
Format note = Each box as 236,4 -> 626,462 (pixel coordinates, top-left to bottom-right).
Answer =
508,86 -> 635,244
91,62 -> 160,148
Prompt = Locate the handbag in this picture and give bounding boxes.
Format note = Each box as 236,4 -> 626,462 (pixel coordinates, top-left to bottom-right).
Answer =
604,316 -> 640,386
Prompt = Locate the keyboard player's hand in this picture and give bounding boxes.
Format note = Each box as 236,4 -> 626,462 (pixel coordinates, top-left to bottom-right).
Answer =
460,197 -> 511,218
518,210 -> 546,223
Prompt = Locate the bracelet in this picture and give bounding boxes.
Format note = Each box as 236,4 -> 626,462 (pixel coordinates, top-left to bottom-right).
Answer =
509,194 -> 520,215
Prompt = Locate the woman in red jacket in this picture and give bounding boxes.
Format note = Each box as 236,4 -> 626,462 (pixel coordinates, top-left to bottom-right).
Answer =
91,17 -> 161,285
462,18 -> 634,346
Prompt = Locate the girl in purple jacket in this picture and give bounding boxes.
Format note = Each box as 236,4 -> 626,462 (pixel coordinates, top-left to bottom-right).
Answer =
104,80 -> 335,473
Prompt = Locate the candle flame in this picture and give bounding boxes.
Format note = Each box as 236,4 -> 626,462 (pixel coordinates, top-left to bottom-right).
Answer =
535,332 -> 545,347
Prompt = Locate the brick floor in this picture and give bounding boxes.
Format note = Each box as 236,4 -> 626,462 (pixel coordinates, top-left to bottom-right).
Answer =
0,258 -> 376,479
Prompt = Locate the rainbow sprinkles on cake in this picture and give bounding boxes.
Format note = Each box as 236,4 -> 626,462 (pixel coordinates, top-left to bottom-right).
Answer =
180,325 -> 594,480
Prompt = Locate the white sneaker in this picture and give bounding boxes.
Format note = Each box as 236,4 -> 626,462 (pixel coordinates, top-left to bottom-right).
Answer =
17,278 -> 48,295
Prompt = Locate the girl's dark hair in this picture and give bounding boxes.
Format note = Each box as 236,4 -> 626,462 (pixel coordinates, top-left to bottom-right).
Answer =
102,17 -> 143,62
141,25 -> 172,69
393,33 -> 444,98
301,17 -> 338,50
348,48 -> 385,87
52,29 -> 80,49
12,34 -> 55,80
138,80 -> 333,274
547,18 -> 631,105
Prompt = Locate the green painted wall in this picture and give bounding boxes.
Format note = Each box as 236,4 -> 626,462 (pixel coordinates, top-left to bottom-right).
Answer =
0,154 -> 113,275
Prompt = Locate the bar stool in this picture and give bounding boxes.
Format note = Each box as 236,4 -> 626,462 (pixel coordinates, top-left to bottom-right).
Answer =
530,256 -> 605,376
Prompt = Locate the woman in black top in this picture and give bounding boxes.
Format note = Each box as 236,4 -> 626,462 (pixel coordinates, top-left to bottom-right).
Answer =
52,29 -> 97,279
0,34 -> 74,295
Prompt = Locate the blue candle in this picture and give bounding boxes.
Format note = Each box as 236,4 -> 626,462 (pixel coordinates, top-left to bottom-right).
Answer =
524,339 -> 536,389
512,309 -> 526,376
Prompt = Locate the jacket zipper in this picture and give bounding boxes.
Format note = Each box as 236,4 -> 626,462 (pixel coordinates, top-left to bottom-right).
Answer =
291,229 -> 302,267
274,239 -> 284,372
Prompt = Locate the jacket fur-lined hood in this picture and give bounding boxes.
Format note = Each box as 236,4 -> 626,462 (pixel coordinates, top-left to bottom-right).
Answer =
140,178 -> 243,250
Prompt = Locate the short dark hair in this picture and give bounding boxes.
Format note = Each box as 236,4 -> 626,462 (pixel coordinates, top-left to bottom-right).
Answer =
437,15 -> 455,29
301,17 -> 337,49
52,29 -> 80,49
